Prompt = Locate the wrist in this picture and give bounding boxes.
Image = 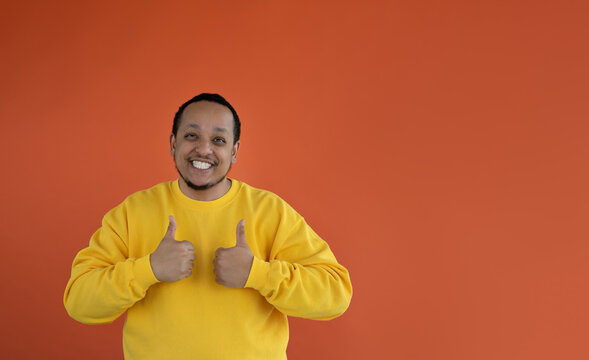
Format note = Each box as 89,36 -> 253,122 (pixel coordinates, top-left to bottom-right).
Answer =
244,256 -> 270,291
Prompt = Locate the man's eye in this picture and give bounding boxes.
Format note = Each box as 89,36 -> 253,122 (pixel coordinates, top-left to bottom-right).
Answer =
185,134 -> 196,139
214,138 -> 226,144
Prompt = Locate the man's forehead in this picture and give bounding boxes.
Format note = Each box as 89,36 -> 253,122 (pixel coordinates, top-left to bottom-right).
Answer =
179,101 -> 234,131
184,100 -> 232,117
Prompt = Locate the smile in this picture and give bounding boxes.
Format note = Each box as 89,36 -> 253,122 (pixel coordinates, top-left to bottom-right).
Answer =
192,161 -> 212,170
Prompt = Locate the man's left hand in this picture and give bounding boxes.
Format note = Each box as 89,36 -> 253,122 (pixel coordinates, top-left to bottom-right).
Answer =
213,219 -> 254,288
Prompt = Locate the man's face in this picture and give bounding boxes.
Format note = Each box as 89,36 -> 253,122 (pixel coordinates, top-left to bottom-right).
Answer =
170,100 -> 239,200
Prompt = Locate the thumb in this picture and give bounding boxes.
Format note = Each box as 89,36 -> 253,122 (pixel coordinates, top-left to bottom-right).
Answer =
235,219 -> 248,248
164,215 -> 177,240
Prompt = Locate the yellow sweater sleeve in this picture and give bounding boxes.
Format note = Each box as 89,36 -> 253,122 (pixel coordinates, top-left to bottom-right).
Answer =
244,217 -> 352,320
63,203 -> 160,324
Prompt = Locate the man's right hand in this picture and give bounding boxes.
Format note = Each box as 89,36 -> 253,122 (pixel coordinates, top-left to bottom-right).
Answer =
150,216 -> 196,282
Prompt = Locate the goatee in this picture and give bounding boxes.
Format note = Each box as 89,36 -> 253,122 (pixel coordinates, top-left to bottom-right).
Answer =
175,163 -> 232,191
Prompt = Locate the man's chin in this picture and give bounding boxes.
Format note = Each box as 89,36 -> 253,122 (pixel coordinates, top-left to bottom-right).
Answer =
176,163 -> 232,193
179,173 -> 227,192
185,180 -> 221,191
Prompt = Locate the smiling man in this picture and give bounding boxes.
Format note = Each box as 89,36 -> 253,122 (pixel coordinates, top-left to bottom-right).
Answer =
64,93 -> 352,359
172,98 -> 239,200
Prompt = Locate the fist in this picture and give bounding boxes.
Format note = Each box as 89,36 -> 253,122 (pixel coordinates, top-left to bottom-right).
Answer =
213,219 -> 254,288
150,216 -> 196,282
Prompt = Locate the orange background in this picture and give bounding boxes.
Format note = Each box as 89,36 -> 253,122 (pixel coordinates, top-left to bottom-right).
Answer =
1,0 -> 588,359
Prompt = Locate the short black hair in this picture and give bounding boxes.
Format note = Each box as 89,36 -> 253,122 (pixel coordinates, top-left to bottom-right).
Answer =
172,93 -> 241,144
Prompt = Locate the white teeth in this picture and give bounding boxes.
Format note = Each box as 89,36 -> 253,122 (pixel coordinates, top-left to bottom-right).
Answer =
192,161 -> 212,169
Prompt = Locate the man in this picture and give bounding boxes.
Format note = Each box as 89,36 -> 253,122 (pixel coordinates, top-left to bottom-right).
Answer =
64,93 -> 352,359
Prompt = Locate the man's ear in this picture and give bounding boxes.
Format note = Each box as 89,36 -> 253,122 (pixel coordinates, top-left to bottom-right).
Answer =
231,140 -> 240,163
170,133 -> 176,157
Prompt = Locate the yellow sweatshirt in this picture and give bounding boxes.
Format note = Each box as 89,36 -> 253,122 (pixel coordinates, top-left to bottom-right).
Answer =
64,179 -> 352,359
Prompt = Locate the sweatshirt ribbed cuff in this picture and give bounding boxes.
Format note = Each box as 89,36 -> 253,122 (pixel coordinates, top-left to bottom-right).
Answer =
244,256 -> 270,291
133,254 -> 160,289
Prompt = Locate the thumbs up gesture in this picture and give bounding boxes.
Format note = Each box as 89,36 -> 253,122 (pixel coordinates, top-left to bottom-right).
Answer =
213,219 -> 254,288
150,216 -> 196,282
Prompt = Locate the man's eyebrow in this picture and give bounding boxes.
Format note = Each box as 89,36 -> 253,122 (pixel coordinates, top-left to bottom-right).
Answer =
184,123 -> 228,133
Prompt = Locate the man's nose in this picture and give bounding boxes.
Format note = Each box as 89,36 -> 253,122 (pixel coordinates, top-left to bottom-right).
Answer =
194,139 -> 212,155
